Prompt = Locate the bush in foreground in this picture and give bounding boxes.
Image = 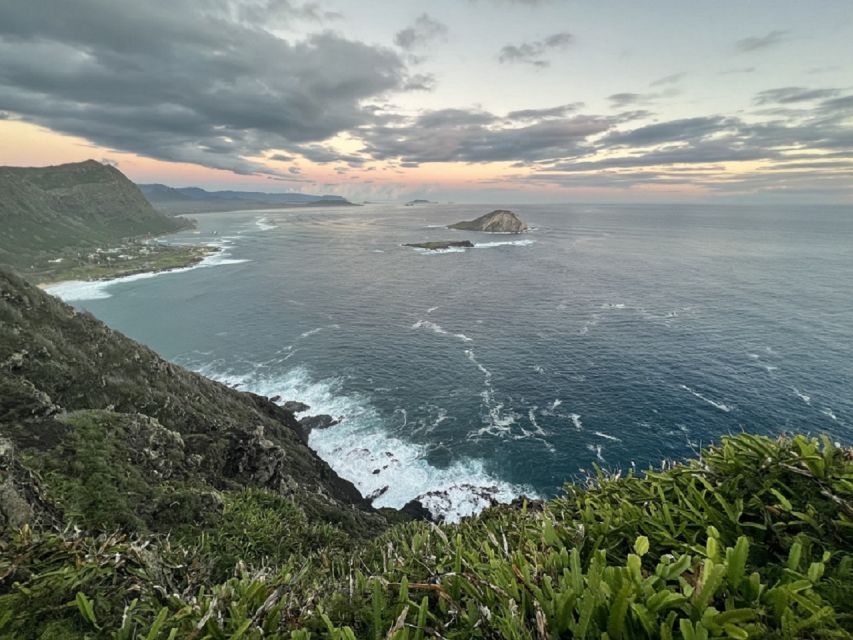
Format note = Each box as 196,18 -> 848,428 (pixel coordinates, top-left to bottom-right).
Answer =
1,433 -> 851,638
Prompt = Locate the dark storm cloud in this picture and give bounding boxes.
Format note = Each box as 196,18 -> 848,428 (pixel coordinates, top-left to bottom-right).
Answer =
0,0 -> 410,175
735,30 -> 789,52
754,87 -> 841,105
394,14 -> 449,50
498,32 -> 573,67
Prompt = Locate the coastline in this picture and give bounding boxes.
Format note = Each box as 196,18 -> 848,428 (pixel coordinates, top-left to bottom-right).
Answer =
36,244 -> 219,290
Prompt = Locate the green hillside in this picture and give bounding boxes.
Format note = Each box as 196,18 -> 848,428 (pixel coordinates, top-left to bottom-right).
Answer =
0,268 -> 851,638
0,160 -> 192,271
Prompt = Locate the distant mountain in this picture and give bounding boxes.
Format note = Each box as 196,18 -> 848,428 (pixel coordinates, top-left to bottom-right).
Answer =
0,160 -> 191,269
139,183 -> 354,214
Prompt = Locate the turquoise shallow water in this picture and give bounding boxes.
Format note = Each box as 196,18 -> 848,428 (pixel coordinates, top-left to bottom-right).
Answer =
49,202 -> 853,520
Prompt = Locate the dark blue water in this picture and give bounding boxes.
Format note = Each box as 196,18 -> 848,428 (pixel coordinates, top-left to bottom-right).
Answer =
50,203 -> 853,519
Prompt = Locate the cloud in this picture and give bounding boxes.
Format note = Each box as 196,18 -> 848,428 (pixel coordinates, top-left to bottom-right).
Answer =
506,104 -> 584,120
650,73 -> 684,87
360,107 -> 614,164
236,0 -> 342,26
735,30 -> 788,52
719,67 -> 756,75
754,87 -> 840,105
394,14 -> 448,50
498,32 -> 573,67
403,73 -> 437,92
0,0 -> 409,175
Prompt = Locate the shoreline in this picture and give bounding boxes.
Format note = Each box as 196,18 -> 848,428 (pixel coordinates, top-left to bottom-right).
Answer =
36,244 -> 219,290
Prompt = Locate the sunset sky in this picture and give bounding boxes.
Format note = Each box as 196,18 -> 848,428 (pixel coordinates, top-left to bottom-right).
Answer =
1,0 -> 852,203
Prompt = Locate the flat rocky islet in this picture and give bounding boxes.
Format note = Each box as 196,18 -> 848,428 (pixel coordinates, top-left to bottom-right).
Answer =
448,209 -> 528,233
404,240 -> 474,250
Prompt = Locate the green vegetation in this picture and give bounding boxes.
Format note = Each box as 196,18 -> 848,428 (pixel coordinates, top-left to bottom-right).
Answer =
34,242 -> 214,284
0,160 -> 193,276
1,434 -> 851,638
0,265 -> 851,638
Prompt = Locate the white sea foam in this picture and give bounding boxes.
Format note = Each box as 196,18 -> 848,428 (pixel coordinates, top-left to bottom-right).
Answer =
570,413 -> 583,429
300,327 -> 324,339
426,306 -> 440,314
409,239 -> 535,255
792,387 -> 811,405
411,246 -> 467,255
600,303 -> 627,309
44,245 -> 249,301
412,319 -> 472,342
473,239 -> 535,249
551,399 -> 562,410
594,431 -> 622,442
255,217 -> 276,231
679,384 -> 732,412
822,408 -> 838,421
587,443 -> 605,462
196,364 -> 533,521
533,364 -> 545,374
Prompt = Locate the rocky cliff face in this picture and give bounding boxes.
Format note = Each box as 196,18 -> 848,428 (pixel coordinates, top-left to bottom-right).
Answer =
448,210 -> 528,233
0,160 -> 192,269
0,267 -> 384,535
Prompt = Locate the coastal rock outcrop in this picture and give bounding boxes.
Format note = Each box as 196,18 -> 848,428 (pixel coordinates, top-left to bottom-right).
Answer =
404,240 -> 474,251
299,414 -> 340,432
449,210 -> 528,233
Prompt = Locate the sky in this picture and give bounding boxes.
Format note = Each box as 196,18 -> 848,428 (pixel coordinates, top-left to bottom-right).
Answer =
0,0 -> 852,203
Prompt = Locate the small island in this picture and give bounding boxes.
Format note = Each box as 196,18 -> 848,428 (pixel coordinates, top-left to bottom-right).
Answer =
404,240 -> 474,251
449,209 -> 528,233
404,199 -> 434,206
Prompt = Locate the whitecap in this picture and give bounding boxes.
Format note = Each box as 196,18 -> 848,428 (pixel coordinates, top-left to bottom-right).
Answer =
822,408 -> 838,421
587,443 -> 605,462
679,384 -> 732,412
792,387 -> 811,405
426,306 -> 440,314
594,431 -> 622,442
570,413 -> 583,430
473,239 -> 535,249
196,364 -> 534,522
255,217 -> 276,231
411,319 -> 472,342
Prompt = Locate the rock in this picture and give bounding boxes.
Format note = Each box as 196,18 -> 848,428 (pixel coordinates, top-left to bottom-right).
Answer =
298,414 -> 340,432
283,400 -> 310,413
366,485 -> 389,502
449,210 -> 528,233
401,498 -> 434,522
404,240 -> 473,251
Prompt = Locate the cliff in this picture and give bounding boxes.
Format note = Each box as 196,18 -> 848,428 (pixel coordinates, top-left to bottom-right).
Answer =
0,267 -> 382,535
0,160 -> 192,270
449,209 -> 528,233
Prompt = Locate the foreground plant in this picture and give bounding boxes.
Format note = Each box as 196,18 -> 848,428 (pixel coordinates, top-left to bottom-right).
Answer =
1,434 -> 851,638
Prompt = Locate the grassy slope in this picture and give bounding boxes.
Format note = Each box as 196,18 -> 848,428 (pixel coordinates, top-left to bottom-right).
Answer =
0,434 -> 850,638
0,160 -> 192,271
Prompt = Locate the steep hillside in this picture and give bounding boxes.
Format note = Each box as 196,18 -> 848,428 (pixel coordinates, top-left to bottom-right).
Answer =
0,160 -> 192,269
0,267 -> 382,535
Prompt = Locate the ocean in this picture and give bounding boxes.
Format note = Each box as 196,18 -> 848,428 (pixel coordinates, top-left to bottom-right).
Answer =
46,202 -> 853,521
